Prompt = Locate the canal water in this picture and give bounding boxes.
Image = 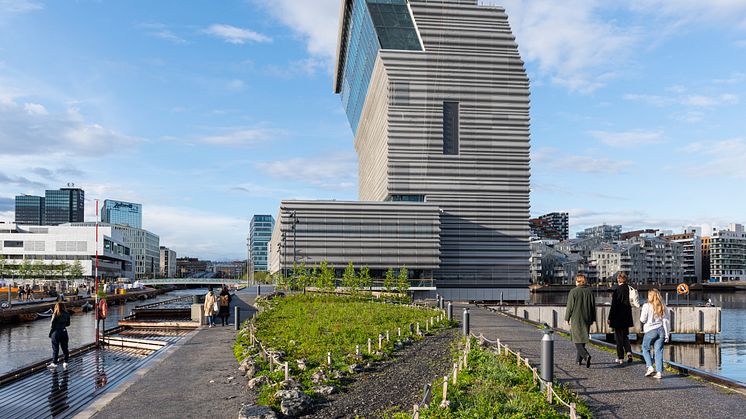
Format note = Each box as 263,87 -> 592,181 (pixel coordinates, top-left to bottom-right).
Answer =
531,290 -> 746,385
0,288 -> 207,375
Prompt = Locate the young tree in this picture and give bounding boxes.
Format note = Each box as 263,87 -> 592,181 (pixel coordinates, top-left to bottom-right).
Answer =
32,260 -> 45,280
358,265 -> 371,292
318,260 -> 335,290
396,266 -> 409,297
384,267 -> 396,293
342,261 -> 357,291
69,260 -> 84,280
19,257 -> 32,280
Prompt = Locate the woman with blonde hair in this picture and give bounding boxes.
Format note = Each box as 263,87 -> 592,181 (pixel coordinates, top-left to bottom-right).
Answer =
640,289 -> 670,379
48,301 -> 71,369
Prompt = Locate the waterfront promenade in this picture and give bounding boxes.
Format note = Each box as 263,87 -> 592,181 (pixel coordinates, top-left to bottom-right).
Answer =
456,302 -> 746,419
85,291 -> 257,419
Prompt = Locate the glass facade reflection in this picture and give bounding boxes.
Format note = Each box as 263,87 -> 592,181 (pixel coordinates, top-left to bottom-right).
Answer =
250,215 -> 274,272
44,188 -> 84,226
15,195 -> 45,225
339,0 -> 422,134
101,199 -> 142,229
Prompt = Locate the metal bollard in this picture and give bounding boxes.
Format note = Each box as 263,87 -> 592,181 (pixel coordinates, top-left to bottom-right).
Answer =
234,306 -> 240,331
447,302 -> 453,321
436,293 -> 440,309
541,323 -> 554,384
257,285 -> 261,296
462,308 -> 470,336
193,294 -> 200,304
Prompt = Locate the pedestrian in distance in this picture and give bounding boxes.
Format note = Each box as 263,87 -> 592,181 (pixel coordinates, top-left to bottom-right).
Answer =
565,274 -> 596,368
203,288 -> 217,328
18,286 -> 24,302
608,272 -> 634,364
48,301 -> 71,370
641,288 -> 670,379
218,286 -> 232,326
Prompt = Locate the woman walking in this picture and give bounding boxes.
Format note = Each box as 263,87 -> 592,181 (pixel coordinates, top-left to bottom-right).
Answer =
48,301 -> 71,369
641,289 -> 670,379
203,288 -> 217,328
565,274 -> 596,368
608,272 -> 634,364
218,286 -> 232,326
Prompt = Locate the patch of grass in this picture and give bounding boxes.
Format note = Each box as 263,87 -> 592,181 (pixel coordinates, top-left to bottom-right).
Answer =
416,339 -> 592,418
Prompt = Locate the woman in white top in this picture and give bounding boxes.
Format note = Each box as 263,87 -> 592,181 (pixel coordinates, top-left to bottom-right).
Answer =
640,289 -> 670,379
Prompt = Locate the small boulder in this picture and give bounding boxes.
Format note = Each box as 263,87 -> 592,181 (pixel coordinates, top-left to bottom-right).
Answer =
245,365 -> 257,380
238,405 -> 278,419
330,369 -> 343,380
310,369 -> 327,385
247,375 -> 271,390
313,385 -> 336,396
275,389 -> 312,417
348,364 -> 363,374
296,359 -> 308,371
278,378 -> 302,390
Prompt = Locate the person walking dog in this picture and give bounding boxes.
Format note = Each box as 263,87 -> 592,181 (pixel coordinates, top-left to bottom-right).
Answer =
565,274 -> 596,368
48,301 -> 71,369
641,288 -> 670,379
608,272 -> 635,364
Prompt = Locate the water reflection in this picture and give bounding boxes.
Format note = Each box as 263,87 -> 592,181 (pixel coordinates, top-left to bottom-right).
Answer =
531,290 -> 746,385
0,288 -> 206,375
48,369 -> 69,416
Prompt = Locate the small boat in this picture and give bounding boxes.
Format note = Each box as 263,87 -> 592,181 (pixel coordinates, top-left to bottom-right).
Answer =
37,309 -> 53,318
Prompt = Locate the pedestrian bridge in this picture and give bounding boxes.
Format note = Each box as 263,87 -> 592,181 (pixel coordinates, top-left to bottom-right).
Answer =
139,278 -> 246,286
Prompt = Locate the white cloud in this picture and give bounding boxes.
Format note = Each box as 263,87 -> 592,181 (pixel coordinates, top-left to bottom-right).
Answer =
682,138 -> 746,178
138,23 -> 187,44
0,0 -> 41,16
590,130 -> 665,148
145,205 -> 248,260
624,92 -> 740,108
204,24 -> 271,44
532,147 -> 633,174
628,0 -> 746,28
256,0 -> 339,60
197,127 -> 282,147
569,208 -> 694,233
0,94 -> 141,156
257,152 -> 357,191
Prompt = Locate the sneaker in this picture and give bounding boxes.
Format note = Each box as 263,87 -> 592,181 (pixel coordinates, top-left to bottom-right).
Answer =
653,372 -> 662,379
627,354 -> 634,363
62,362 -> 68,370
645,366 -> 655,377
615,359 -> 624,365
47,362 -> 58,369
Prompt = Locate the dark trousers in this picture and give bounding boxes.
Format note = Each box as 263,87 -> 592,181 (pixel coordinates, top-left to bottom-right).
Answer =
51,331 -> 69,363
614,327 -> 632,359
575,343 -> 590,362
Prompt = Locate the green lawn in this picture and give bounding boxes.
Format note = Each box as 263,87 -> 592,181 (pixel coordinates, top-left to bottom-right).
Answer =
411,338 -> 592,419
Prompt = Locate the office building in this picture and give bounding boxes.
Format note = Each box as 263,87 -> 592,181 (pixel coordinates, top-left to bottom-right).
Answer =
709,224 -> 746,282
530,212 -> 569,240
250,215 -> 274,273
577,224 -> 622,241
101,199 -> 142,229
160,246 -> 177,278
176,257 -> 209,277
14,195 -> 45,225
0,222 -> 133,279
45,187 -> 84,226
211,261 -> 245,278
663,232 -> 702,283
270,0 -> 531,300
72,223 -> 159,279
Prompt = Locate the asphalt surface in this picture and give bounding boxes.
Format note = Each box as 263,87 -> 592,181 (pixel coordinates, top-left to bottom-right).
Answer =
90,291 -> 257,419
458,303 -> 746,419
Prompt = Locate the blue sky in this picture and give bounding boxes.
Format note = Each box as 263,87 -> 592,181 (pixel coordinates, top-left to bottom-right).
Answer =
0,0 -> 744,260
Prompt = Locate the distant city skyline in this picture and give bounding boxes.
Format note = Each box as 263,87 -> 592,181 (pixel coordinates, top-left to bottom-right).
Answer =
1,0 -> 745,259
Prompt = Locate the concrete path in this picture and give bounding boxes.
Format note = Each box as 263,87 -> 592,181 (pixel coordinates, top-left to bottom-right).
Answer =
458,303 -> 746,419
88,291 -> 258,419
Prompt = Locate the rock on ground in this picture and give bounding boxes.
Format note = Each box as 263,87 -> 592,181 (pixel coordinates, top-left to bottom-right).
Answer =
301,328 -> 458,419
238,405 -> 278,419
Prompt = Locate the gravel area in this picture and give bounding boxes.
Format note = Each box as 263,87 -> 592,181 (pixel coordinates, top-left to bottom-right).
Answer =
301,328 -> 458,419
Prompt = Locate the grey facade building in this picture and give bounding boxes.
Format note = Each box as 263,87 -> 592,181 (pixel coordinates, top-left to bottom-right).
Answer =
15,195 -> 45,225
250,215 -> 274,273
530,212 -> 569,240
577,224 -> 622,241
709,224 -> 746,282
101,199 -> 142,229
71,223 -> 159,279
159,246 -> 177,278
270,0 -> 531,300
45,187 -> 84,226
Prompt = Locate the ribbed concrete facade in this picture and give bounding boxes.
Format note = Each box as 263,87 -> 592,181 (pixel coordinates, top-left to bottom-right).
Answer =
269,201 -> 440,277
270,0 -> 531,300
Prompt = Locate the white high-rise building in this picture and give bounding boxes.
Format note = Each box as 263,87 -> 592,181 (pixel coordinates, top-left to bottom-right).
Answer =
709,224 -> 746,282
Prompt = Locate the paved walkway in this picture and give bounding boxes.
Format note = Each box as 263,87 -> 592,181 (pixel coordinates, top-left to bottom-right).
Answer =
458,303 -> 746,419
88,291 -> 258,419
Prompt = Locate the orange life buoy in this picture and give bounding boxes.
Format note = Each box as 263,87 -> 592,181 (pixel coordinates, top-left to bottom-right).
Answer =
677,283 -> 689,295
98,299 -> 108,319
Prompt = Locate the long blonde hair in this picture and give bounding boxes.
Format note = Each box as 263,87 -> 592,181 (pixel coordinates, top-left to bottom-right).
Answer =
53,302 -> 66,317
647,289 -> 665,318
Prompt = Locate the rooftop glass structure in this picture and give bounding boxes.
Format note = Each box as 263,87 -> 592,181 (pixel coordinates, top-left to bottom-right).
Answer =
101,199 -> 142,229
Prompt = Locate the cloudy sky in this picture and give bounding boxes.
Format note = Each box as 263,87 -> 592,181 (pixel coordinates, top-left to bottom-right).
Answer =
0,0 -> 744,259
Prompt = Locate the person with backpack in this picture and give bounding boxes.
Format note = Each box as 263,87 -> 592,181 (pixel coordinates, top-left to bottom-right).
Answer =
218,286 -> 232,326
608,272 -> 636,364
640,288 -> 670,379
565,274 -> 596,368
48,301 -> 71,369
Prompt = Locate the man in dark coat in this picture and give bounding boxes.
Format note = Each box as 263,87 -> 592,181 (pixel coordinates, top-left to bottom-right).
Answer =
565,274 -> 596,367
608,272 -> 634,363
